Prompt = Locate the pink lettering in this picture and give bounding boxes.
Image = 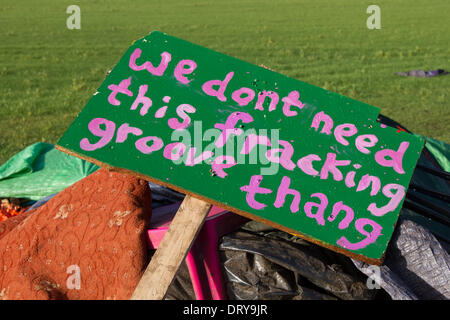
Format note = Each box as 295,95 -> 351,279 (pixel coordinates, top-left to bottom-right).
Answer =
163,142 -> 186,161
174,59 -> 197,84
185,147 -> 214,166
265,140 -> 296,171
311,111 -> 334,135
202,71 -> 234,102
345,171 -> 356,188
135,136 -> 164,154
240,175 -> 272,210
356,174 -> 381,196
255,91 -> 279,112
168,104 -> 196,130
304,193 -> 328,226
129,48 -> 171,76
355,134 -> 378,154
274,176 -> 301,213
328,201 -> 354,229
130,84 -> 152,116
367,183 -> 406,216
115,123 -> 143,143
337,218 -> 382,250
231,87 -> 255,106
107,77 -> 133,106
374,141 -> 409,174
214,112 -> 253,148
320,153 -> 351,181
334,123 -> 357,146
297,154 -> 321,176
211,156 -> 236,178
155,106 -> 168,118
80,118 -> 116,151
281,90 -> 305,117
240,134 -> 271,154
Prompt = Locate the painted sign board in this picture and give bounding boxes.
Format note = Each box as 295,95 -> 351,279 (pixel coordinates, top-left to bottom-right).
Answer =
56,31 -> 424,264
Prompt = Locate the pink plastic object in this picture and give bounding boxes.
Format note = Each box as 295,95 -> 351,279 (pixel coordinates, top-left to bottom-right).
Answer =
147,202 -> 249,300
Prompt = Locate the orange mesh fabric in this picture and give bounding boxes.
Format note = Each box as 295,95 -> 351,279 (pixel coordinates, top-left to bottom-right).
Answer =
0,200 -> 27,222
0,168 -> 152,300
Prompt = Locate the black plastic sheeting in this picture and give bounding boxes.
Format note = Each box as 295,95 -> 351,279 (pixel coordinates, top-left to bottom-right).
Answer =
218,227 -> 382,300
166,215 -> 449,300
165,220 -> 390,300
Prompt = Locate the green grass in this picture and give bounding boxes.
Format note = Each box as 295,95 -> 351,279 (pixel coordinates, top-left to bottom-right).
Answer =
0,0 -> 449,164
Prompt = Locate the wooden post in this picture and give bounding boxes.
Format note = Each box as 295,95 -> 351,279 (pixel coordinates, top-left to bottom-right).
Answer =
131,195 -> 212,300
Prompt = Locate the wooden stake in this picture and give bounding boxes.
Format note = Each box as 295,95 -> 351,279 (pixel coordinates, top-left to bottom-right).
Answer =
131,195 -> 212,300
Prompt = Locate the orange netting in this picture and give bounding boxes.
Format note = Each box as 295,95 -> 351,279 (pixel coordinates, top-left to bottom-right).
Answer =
0,199 -> 27,222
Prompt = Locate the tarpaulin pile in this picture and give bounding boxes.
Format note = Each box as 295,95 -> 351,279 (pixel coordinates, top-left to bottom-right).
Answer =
0,142 -> 99,201
0,116 -> 448,300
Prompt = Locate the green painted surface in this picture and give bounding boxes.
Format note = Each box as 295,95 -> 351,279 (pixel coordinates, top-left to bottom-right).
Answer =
57,31 -> 424,262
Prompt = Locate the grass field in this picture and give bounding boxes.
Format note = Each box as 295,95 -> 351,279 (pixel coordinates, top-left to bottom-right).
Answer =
0,0 -> 448,164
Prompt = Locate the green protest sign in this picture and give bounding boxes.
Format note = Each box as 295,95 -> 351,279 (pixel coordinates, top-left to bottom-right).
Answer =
57,31 -> 424,264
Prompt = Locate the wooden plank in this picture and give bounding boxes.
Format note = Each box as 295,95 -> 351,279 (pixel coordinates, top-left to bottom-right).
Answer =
131,195 -> 211,300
